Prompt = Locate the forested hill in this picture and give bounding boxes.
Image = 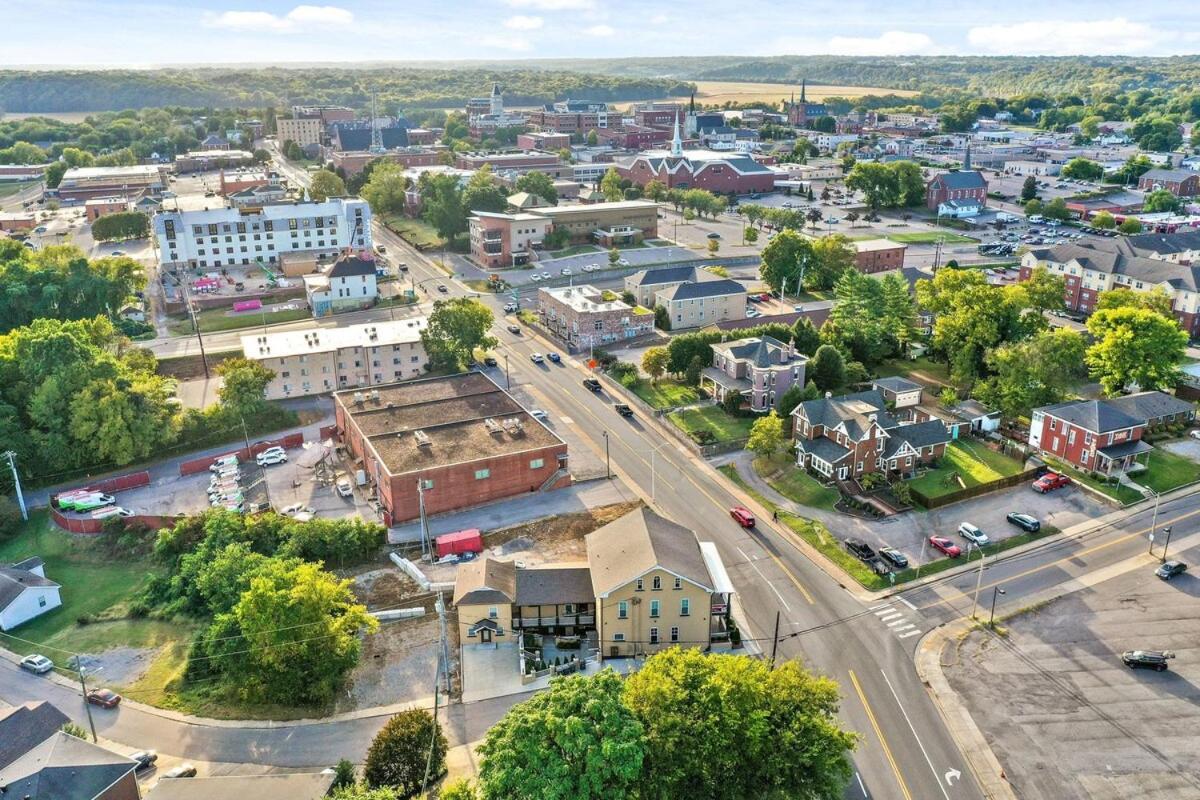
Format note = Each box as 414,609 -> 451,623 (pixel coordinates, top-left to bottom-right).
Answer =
0,68 -> 690,113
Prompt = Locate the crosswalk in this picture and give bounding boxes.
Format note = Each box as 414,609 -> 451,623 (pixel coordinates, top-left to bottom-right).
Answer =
869,601 -> 923,640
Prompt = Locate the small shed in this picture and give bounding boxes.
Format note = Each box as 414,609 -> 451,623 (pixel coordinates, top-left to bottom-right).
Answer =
436,528 -> 483,558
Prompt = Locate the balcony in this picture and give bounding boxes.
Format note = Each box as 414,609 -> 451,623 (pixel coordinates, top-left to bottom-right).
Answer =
515,614 -> 594,628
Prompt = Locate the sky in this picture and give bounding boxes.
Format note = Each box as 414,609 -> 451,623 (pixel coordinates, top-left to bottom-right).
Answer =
2,0 -> 1200,65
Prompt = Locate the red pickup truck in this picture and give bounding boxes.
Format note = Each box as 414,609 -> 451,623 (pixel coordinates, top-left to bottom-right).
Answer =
1032,472 -> 1071,493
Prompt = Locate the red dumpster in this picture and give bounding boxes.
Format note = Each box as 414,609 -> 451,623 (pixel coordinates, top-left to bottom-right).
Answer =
436,528 -> 483,558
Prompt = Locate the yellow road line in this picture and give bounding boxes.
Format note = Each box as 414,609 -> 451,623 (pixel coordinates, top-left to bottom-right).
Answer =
849,669 -> 914,800
767,552 -> 817,605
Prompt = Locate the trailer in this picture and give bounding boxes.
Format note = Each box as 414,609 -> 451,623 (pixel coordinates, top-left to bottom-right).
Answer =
436,528 -> 484,558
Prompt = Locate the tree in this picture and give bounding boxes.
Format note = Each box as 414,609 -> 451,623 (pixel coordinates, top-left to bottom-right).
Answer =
363,709 -> 446,795
747,410 -> 785,458
360,161 -> 411,216
332,759 -> 357,790
608,247 -> 620,265
600,167 -> 624,202
514,171 -> 558,206
1118,217 -> 1144,234
216,357 -> 274,419
1042,197 -> 1071,222
203,562 -> 377,705
0,495 -> 22,542
624,648 -> 857,800
91,211 -> 150,242
1061,158 -> 1105,181
706,238 -> 720,256
1091,210 -> 1116,230
654,304 -> 670,331
975,328 -> 1087,418
586,129 -> 599,146
642,347 -> 669,383
69,375 -> 177,466
759,229 -> 814,295
643,179 -> 667,202
1024,198 -> 1044,217
309,169 -> 346,202
844,162 -> 899,211
419,173 -> 467,240
809,345 -> 845,393
777,384 -> 808,419
892,161 -> 926,206
478,671 -> 645,800
685,355 -> 703,386
1096,287 -> 1174,316
421,298 -> 496,370
462,165 -> 507,214
439,779 -> 479,800
807,235 -> 855,291
743,226 -> 759,244
938,386 -> 958,407
1020,175 -> 1038,202
791,316 -> 821,356
1086,306 -> 1188,395
1143,189 -> 1180,214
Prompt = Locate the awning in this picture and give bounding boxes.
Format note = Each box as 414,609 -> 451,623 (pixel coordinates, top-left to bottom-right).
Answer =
699,541 -> 736,595
1097,439 -> 1154,461
700,367 -> 751,394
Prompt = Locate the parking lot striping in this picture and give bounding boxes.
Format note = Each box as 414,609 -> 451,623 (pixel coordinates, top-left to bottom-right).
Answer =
856,771 -> 869,798
880,669 -> 954,800
848,669 -> 914,800
879,612 -> 903,622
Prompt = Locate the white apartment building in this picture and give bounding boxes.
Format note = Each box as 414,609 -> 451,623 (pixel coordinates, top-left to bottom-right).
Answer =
240,317 -> 429,399
277,117 -> 324,148
153,198 -> 371,270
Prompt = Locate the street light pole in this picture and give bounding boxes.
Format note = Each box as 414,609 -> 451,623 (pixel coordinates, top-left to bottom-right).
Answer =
77,665 -> 98,742
1161,526 -> 1173,563
970,545 -> 986,620
602,431 -> 611,480
503,354 -> 510,389
988,586 -> 1006,628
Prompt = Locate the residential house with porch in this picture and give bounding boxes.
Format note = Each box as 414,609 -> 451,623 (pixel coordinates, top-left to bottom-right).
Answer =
702,336 -> 807,412
453,558 -> 595,645
1027,391 -> 1193,474
791,388 -> 951,480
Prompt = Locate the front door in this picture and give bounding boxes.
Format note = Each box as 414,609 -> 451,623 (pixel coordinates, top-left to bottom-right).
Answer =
480,627 -> 493,644
837,466 -> 848,480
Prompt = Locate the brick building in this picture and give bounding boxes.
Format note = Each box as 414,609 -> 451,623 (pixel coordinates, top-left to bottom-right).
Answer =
527,101 -> 611,134
517,131 -> 571,151
1138,168 -> 1200,197
785,81 -> 828,127
84,196 -> 131,223
617,118 -> 775,194
55,164 -> 166,203
538,284 -> 654,349
703,336 -> 807,412
277,117 -> 324,148
597,125 -> 670,150
334,372 -> 570,525
468,200 -> 658,268
455,151 -> 565,178
853,239 -> 907,273
925,148 -> 987,213
328,148 -> 439,179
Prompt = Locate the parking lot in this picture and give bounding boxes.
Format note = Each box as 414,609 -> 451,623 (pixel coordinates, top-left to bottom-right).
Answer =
945,550 -> 1200,800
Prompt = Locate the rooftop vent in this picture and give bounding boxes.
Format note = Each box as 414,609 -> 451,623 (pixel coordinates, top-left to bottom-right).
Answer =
484,418 -> 504,435
370,389 -> 381,403
353,392 -> 365,406
414,429 -> 432,448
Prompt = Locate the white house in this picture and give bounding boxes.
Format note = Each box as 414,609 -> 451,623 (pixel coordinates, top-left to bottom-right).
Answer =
0,558 -> 62,631
303,252 -> 379,318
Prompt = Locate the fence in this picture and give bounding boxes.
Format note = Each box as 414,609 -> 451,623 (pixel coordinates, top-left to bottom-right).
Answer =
50,508 -> 180,535
178,432 -> 305,476
909,466 -> 1041,509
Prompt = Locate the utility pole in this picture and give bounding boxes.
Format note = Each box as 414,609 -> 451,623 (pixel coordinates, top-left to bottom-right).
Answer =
602,431 -> 611,480
970,545 -> 986,620
179,279 -> 210,378
422,659 -> 441,793
2,451 -> 27,521
988,586 -> 1006,628
77,665 -> 98,742
435,593 -> 451,694
417,477 -> 431,562
240,415 -> 271,508
503,354 -> 511,389
769,610 -> 781,668
1161,526 -> 1173,563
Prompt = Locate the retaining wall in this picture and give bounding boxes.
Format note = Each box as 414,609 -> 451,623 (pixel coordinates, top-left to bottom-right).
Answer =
178,432 -> 305,476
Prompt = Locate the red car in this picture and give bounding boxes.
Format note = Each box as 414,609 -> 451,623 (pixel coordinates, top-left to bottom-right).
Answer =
1032,472 -> 1071,493
730,506 -> 756,528
929,536 -> 962,558
86,688 -> 121,708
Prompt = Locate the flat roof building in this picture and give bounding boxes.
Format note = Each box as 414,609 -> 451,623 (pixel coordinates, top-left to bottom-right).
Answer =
334,372 -> 570,525
55,164 -> 166,203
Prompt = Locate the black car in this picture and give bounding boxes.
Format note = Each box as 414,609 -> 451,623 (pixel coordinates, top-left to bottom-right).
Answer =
1006,512 -> 1041,533
583,378 -> 602,392
483,356 -> 498,367
879,547 -> 909,569
1155,560 -> 1187,580
1122,650 -> 1174,671
843,538 -> 877,561
615,403 -> 634,417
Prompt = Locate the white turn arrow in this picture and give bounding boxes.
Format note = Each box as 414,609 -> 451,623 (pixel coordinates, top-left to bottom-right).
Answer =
945,768 -> 962,786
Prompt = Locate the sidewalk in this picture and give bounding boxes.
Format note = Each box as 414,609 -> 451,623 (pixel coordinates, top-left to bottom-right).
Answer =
388,477 -> 638,543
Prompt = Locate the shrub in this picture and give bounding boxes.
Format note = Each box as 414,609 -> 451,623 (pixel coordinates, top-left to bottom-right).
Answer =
364,709 -> 447,794
0,495 -> 22,542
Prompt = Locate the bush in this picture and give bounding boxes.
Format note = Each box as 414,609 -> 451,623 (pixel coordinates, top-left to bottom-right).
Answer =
0,495 -> 22,541
364,709 -> 447,793
607,361 -> 638,382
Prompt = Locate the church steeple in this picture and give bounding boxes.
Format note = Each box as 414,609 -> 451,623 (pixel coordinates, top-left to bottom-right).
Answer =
963,141 -> 972,171
670,110 -> 683,157
800,79 -> 806,104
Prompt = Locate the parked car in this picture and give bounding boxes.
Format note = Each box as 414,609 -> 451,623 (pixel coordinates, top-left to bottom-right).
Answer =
540,272 -> 551,280
336,478 -> 354,498
19,654 -> 54,674
530,409 -> 549,421
730,506 -> 755,527
929,536 -> 962,557
130,750 -> 158,771
617,258 -> 630,267
1121,650 -> 1174,671
530,274 -> 542,283
1033,472 -> 1071,493
507,325 -> 521,334
879,547 -> 909,569
503,303 -> 518,312
530,353 -> 545,364
957,522 -> 990,546
560,268 -> 572,276
1156,560 -> 1188,580
483,356 -> 498,367
548,352 -> 561,362
707,232 -> 721,239
843,539 -> 877,561
86,688 -> 122,708
615,403 -> 634,417
256,450 -> 287,466
162,764 -> 198,779
280,503 -> 314,516
1189,429 -> 1200,441
583,378 -> 602,392
1006,512 -> 1041,532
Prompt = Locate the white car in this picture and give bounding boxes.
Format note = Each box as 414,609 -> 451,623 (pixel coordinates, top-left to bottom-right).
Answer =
256,450 -> 287,466
20,654 -> 54,674
336,478 -> 354,497
281,503 -> 315,516
957,522 -> 990,546
530,353 -> 545,363
504,303 -> 518,312
1189,429 -> 1200,441
617,258 -> 630,267
541,272 -> 551,280
530,409 -> 549,421
560,267 -> 572,276
529,273 -> 542,283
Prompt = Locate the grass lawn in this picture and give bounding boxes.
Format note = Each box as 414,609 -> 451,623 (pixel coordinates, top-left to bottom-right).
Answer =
547,244 -> 600,258
0,183 -> 25,200
1042,458 -> 1144,505
1136,449 -> 1200,494
382,214 -> 446,250
630,379 -> 698,410
669,405 -> 755,443
167,305 -> 311,336
887,232 -> 977,244
875,356 -> 958,389
753,455 -> 840,511
908,440 -> 1024,499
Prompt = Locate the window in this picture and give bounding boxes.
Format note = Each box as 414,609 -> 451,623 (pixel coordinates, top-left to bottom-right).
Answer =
1068,430 -> 1076,446
564,603 -> 575,615
38,595 -> 47,607
530,458 -> 544,469
421,479 -> 434,489
680,598 -> 690,616
649,627 -> 659,645
670,626 -> 679,643
652,576 -> 661,590
618,601 -> 628,619
673,577 -> 682,590
635,579 -> 643,591
474,469 -> 490,480
488,606 -> 498,619
650,600 -> 660,618
613,632 -> 625,641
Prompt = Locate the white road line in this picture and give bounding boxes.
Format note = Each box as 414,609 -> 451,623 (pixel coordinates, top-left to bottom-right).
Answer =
898,596 -> 918,611
874,608 -> 895,616
879,612 -> 903,622
737,546 -> 791,612
892,623 -> 917,632
898,629 -> 923,639
881,669 -> 953,800
869,603 -> 893,611
856,771 -> 869,798
887,619 -> 911,627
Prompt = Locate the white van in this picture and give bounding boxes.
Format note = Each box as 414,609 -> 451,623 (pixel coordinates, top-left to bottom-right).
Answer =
210,455 -> 239,472
1028,214 -> 1044,223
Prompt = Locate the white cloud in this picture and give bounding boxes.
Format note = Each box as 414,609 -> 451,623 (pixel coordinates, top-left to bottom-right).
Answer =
208,4 -> 353,32
505,0 -> 594,9
967,17 -> 1172,56
504,15 -> 544,30
825,30 -> 936,56
482,34 -> 533,51
649,13 -> 668,25
585,24 -> 615,37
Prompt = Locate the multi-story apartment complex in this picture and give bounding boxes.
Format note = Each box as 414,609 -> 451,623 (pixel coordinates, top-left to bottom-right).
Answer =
528,100 -> 611,134
277,116 -> 324,148
654,278 -> 747,329
1018,231 -> 1200,331
55,164 -> 166,202
703,336 -> 807,412
624,264 -> 728,307
240,317 -> 428,399
153,198 -> 371,270
538,284 -> 654,349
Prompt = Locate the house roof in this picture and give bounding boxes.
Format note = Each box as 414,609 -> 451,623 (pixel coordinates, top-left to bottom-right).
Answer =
931,170 -> 987,190
656,278 -> 745,302
144,772 -> 337,800
1105,391 -> 1194,422
793,390 -> 894,439
586,507 -> 713,598
1140,168 -> 1198,184
0,561 -> 59,612
873,376 -> 922,394
951,399 -> 1001,421
514,565 -> 594,605
453,558 -> 516,606
1037,398 -> 1144,434
797,436 -> 851,465
0,731 -> 136,800
333,127 -> 410,151
1097,439 -> 1155,461
0,702 -> 70,770
327,253 -> 377,278
626,265 -> 721,287
884,419 -> 951,457
1033,242 -> 1200,291
701,367 -> 751,393
712,336 -> 795,368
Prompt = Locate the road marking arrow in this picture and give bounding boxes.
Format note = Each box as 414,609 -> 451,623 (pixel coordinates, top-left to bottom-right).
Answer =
944,768 -> 962,786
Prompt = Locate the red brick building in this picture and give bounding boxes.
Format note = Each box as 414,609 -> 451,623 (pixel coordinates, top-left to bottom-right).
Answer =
1138,168 -> 1200,197
334,373 -> 570,525
517,131 -> 571,151
925,169 -> 988,211
329,149 -> 439,178
597,125 -> 670,150
633,105 -> 681,129
853,239 -> 907,273
527,101 -> 611,134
